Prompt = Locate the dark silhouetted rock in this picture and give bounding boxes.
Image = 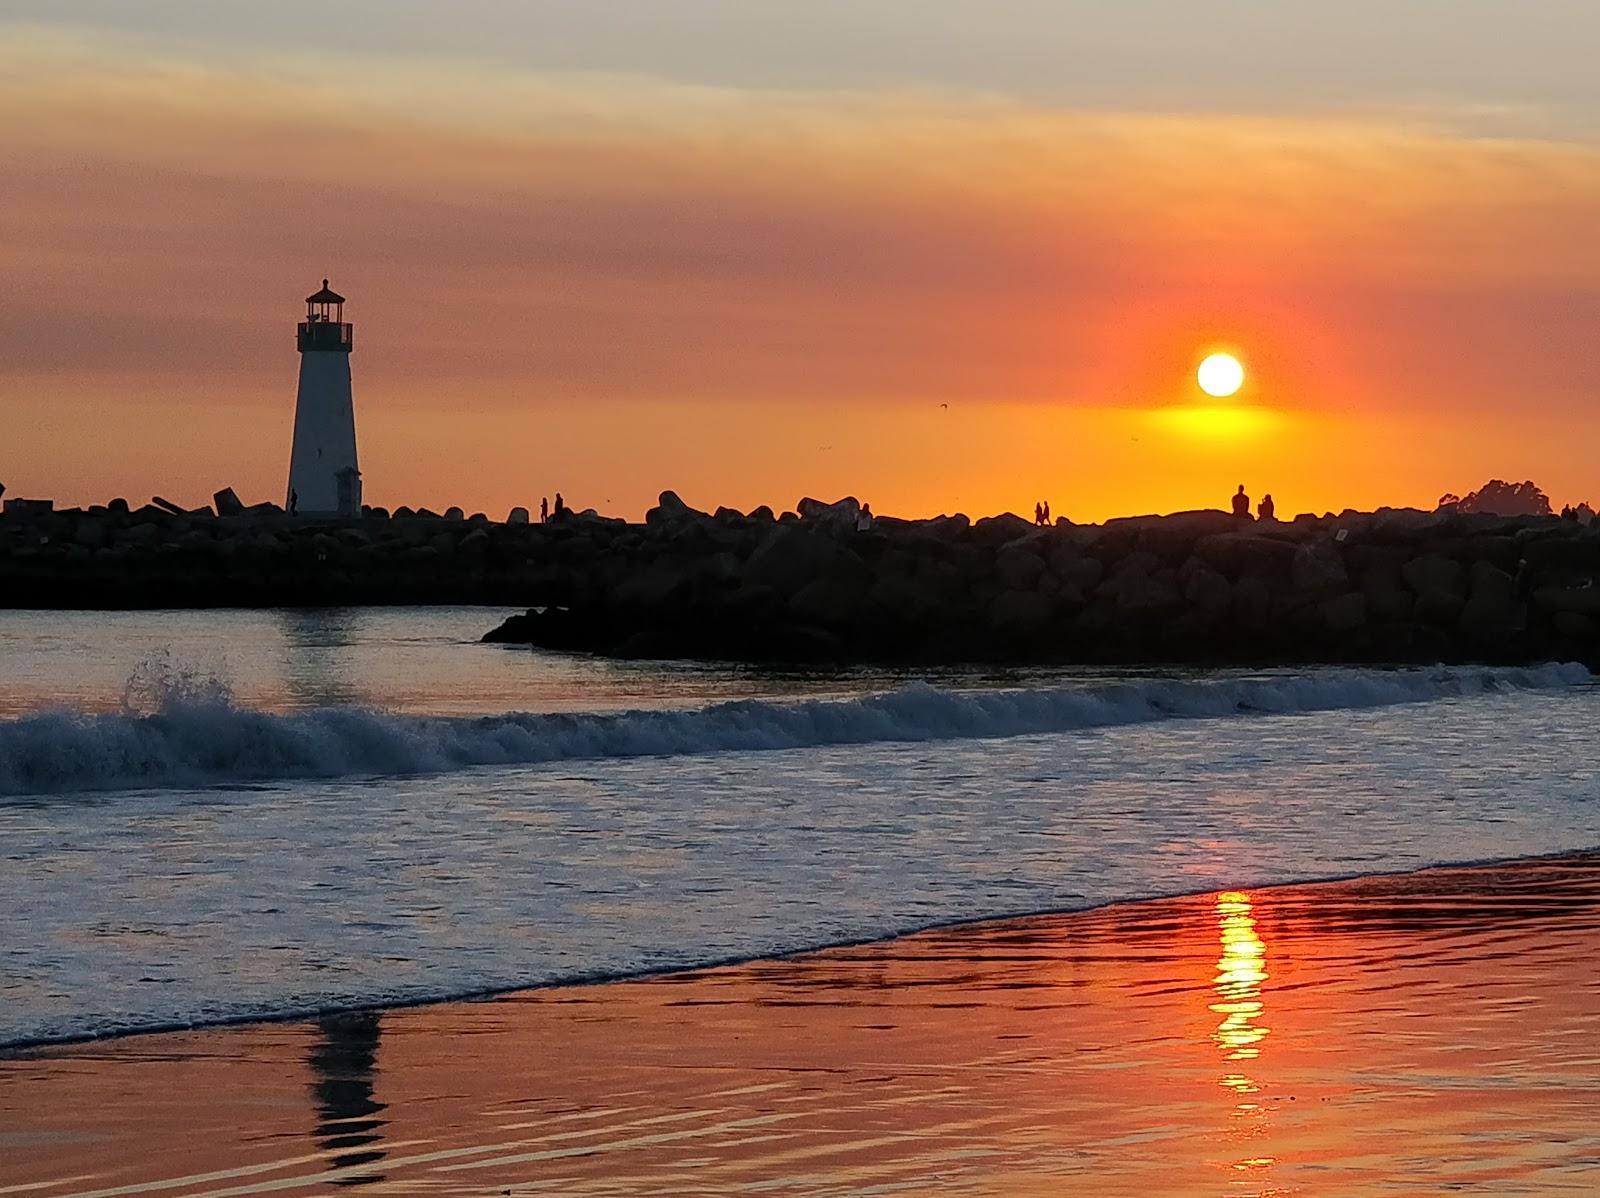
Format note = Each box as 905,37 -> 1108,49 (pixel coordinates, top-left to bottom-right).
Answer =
1180,561 -> 1232,619
995,543 -> 1045,591
1319,592 -> 1367,634
988,590 -> 1053,639
1291,543 -> 1349,594
796,496 -> 862,534
213,488 -> 245,517
1401,554 -> 1465,597
647,490 -> 708,527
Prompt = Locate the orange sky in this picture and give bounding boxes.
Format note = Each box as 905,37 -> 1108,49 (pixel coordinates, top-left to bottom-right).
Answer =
5,32 -> 1600,520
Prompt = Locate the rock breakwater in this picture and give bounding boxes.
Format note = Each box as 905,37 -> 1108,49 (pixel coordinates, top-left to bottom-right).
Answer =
485,494 -> 1600,665
6,492 -> 1600,666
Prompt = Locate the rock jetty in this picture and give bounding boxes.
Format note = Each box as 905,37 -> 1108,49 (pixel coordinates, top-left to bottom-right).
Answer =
482,492 -> 1600,666
0,497 -> 624,608
6,490 -> 1600,667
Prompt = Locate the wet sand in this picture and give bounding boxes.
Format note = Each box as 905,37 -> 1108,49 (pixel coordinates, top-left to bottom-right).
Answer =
4,855 -> 1599,1197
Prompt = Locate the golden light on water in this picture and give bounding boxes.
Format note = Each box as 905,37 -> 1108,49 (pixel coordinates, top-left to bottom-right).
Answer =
1213,890 -> 1269,1064
1210,889 -> 1275,1180
1198,352 -> 1246,398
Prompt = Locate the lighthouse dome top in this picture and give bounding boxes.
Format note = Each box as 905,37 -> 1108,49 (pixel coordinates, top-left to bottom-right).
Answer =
306,279 -> 345,305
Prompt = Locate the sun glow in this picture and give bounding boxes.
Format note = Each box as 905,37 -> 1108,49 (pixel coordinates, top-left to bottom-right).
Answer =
1146,404 -> 1280,442
1198,352 -> 1246,398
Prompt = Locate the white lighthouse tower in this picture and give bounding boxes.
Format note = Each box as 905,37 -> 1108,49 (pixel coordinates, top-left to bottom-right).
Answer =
286,279 -> 361,518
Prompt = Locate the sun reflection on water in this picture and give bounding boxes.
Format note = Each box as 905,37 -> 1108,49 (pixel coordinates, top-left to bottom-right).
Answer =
1211,890 -> 1276,1186
1213,890 -> 1269,1068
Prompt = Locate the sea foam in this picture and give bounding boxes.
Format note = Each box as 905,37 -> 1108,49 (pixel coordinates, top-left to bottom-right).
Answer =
0,663 -> 1588,798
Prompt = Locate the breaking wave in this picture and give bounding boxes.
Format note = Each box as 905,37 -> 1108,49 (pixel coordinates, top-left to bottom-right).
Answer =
0,663 -> 1588,798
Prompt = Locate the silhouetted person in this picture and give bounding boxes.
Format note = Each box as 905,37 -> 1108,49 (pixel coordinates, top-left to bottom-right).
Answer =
540,496 -> 549,523
1257,493 -> 1275,522
308,1011 -> 387,1186
553,492 -> 566,520
857,502 -> 875,531
1231,485 -> 1251,520
1034,502 -> 1045,526
289,488 -> 298,516
1043,501 -> 1051,525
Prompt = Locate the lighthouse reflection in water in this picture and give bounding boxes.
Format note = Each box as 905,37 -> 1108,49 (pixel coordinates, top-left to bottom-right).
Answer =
1211,889 -> 1275,1179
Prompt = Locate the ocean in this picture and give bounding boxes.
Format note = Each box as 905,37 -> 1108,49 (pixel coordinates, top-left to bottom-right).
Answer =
2,607 -> 1596,1048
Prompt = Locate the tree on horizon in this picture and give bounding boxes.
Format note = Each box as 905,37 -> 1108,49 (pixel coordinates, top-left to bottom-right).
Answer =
1435,479 -> 1553,517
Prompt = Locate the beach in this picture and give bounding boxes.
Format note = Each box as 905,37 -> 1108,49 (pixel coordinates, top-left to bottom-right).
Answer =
5,854 -> 1598,1196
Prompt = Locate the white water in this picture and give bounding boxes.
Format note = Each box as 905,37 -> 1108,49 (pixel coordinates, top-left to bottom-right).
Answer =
2,609 -> 1598,1048
1,663 -> 1583,796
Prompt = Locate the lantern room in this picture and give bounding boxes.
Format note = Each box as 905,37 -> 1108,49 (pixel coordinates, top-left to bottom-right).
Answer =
298,279 -> 353,352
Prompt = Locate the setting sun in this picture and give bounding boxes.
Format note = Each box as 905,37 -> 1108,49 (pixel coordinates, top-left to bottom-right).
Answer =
1198,353 -> 1246,398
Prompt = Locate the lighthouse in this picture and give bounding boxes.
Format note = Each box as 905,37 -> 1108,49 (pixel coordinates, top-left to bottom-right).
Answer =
286,279 -> 361,518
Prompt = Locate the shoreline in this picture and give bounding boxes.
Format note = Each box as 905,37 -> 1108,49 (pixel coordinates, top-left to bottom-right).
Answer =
5,845 -> 1594,1055
6,851 -> 1599,1196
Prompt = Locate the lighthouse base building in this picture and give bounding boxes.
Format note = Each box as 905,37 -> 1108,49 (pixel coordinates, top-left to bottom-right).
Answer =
287,279 -> 362,518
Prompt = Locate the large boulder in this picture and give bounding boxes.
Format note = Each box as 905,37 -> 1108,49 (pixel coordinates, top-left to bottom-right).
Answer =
1458,562 -> 1521,639
1319,591 -> 1367,634
789,575 -> 867,625
1194,533 -> 1297,578
1291,543 -> 1349,595
1180,561 -> 1232,619
1370,508 -> 1442,541
1113,510 -> 1239,562
995,543 -> 1046,591
987,590 -> 1054,639
925,513 -> 971,535
1401,553 -> 1464,597
1053,553 -> 1104,594
1364,578 -> 1415,623
973,513 -> 1035,542
796,496 -> 861,533
1552,611 -> 1598,639
1414,587 -> 1466,627
646,490 -> 709,527
1531,585 -> 1600,617
611,560 -> 694,608
745,526 -> 863,596
1102,566 -> 1182,615
72,518 -> 109,550
213,487 -> 245,517
1232,576 -> 1274,627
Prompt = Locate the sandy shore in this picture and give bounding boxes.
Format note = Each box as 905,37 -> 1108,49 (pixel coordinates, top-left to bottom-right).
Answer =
3,854 -> 1598,1196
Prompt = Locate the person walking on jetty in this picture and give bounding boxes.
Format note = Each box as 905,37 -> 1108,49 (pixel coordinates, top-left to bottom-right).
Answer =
1034,502 -> 1046,526
540,496 -> 549,524
553,493 -> 566,520
1043,500 -> 1051,525
856,502 -> 875,532
1232,485 -> 1252,519
1257,493 -> 1275,522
